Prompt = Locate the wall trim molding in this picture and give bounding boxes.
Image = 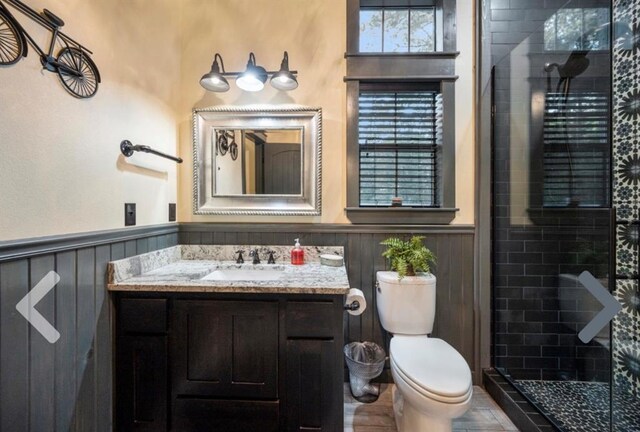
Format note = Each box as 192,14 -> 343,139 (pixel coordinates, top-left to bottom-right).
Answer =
179,222 -> 475,234
344,207 -> 459,225
343,75 -> 459,82
0,221 -> 475,262
0,224 -> 179,263
344,51 -> 460,59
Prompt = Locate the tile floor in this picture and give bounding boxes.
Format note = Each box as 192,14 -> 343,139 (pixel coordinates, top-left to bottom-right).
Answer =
344,384 -> 519,432
518,380 -> 640,432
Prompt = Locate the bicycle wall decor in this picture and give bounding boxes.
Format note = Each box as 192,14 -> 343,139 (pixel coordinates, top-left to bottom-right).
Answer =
0,0 -> 100,98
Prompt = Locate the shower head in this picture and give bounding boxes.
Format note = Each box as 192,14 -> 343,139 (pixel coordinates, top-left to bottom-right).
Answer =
545,50 -> 590,79
559,51 -> 590,79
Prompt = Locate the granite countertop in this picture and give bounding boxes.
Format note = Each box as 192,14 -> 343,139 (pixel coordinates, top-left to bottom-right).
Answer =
107,245 -> 350,295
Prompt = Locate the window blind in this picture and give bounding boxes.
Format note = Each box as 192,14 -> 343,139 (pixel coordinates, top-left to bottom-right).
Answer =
543,91 -> 610,207
359,90 -> 442,207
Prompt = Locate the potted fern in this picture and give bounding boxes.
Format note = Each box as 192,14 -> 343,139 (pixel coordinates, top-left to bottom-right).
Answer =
380,236 -> 436,279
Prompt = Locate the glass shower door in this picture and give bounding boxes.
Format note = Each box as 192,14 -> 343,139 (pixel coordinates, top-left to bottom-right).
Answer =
491,1 -> 615,430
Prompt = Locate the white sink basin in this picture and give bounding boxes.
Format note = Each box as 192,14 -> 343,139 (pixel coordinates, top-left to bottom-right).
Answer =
201,269 -> 284,281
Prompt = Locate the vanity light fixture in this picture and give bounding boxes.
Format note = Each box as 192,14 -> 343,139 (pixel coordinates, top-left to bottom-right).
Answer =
236,53 -> 268,92
270,51 -> 298,91
200,53 -> 230,92
200,51 -> 298,93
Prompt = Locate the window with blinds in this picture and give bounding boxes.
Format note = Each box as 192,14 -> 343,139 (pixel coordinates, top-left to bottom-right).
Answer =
359,88 -> 443,207
543,91 -> 610,207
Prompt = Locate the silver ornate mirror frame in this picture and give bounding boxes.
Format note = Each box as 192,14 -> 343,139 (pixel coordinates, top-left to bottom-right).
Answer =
193,105 -> 322,216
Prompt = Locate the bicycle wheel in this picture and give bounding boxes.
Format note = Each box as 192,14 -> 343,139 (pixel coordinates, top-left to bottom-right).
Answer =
229,142 -> 238,160
217,132 -> 228,155
56,47 -> 99,98
0,10 -> 23,65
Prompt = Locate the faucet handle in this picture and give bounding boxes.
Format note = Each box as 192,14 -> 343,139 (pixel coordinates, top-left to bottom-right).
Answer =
249,249 -> 261,264
267,250 -> 276,264
235,250 -> 245,264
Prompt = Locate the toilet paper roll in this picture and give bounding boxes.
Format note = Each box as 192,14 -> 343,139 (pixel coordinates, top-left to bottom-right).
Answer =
346,288 -> 366,316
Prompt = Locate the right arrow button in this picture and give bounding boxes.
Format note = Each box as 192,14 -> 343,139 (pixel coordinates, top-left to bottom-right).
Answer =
577,271 -> 622,344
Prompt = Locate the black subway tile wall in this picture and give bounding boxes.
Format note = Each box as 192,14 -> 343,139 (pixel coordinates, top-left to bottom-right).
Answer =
489,0 -> 612,382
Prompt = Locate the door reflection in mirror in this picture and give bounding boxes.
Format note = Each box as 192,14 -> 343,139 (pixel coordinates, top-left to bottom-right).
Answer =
213,128 -> 302,196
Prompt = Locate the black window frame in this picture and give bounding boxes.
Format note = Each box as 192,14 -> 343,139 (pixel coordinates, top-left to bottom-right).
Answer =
345,0 -> 458,224
543,7 -> 610,52
347,0 -> 458,57
358,6 -> 438,53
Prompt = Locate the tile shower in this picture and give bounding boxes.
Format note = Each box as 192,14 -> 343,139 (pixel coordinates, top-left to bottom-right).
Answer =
490,0 -> 640,430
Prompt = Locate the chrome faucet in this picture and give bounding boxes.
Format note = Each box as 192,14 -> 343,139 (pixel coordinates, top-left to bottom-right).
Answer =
249,249 -> 260,264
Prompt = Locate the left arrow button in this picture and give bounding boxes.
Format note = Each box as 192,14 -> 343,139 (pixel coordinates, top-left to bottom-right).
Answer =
16,271 -> 61,344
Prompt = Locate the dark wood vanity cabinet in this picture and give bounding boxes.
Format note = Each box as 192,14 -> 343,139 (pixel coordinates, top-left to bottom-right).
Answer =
115,293 -> 344,432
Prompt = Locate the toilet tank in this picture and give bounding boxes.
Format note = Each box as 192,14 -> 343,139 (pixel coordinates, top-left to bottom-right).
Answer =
376,271 -> 436,335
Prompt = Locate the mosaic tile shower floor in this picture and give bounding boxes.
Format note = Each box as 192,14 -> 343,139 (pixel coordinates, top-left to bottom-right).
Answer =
517,380 -> 640,432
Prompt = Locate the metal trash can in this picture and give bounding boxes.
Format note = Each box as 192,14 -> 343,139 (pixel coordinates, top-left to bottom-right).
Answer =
344,341 -> 386,402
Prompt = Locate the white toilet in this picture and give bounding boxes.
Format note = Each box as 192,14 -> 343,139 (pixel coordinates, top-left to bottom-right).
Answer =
376,271 -> 472,432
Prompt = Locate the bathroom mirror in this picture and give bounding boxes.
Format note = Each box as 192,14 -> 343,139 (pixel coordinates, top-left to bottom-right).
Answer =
193,105 -> 321,215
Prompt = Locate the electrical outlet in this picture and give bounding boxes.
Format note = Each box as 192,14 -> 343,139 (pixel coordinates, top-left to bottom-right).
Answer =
124,203 -> 136,226
169,203 -> 176,222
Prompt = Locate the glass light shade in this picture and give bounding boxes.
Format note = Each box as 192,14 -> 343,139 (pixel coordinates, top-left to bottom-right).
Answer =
270,71 -> 298,91
237,66 -> 268,92
200,72 -> 230,92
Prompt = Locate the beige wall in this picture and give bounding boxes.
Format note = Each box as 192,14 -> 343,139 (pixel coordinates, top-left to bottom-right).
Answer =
0,0 -> 476,242
177,0 -> 475,225
0,0 -> 180,241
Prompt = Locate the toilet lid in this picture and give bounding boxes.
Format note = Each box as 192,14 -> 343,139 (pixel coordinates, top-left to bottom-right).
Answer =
390,336 -> 472,400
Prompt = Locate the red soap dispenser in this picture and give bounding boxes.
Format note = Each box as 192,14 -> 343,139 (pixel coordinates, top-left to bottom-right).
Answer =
291,238 -> 304,265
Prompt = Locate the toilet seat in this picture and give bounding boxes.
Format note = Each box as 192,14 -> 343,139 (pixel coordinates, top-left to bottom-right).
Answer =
390,336 -> 472,404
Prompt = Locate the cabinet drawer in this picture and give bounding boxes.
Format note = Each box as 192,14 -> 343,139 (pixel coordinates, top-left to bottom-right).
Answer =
286,301 -> 340,338
172,398 -> 279,432
120,298 -> 167,334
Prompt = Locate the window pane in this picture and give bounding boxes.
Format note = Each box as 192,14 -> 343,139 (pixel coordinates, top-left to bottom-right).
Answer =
544,7 -> 610,51
383,9 -> 409,52
410,9 -> 435,52
556,8 -> 584,50
358,90 -> 442,207
543,92 -> 610,207
360,10 -> 383,52
544,15 -> 556,51
583,8 -> 609,50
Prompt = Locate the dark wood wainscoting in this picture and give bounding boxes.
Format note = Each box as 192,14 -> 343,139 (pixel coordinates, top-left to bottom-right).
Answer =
0,225 -> 178,432
179,223 -> 476,383
0,221 -> 476,432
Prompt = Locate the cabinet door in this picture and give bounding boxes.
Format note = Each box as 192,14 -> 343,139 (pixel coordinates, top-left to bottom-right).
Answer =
285,339 -> 342,432
116,336 -> 168,432
172,300 -> 278,399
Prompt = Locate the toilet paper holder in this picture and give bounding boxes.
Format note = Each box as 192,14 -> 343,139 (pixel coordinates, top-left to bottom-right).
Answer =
344,288 -> 366,315
344,300 -> 360,311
